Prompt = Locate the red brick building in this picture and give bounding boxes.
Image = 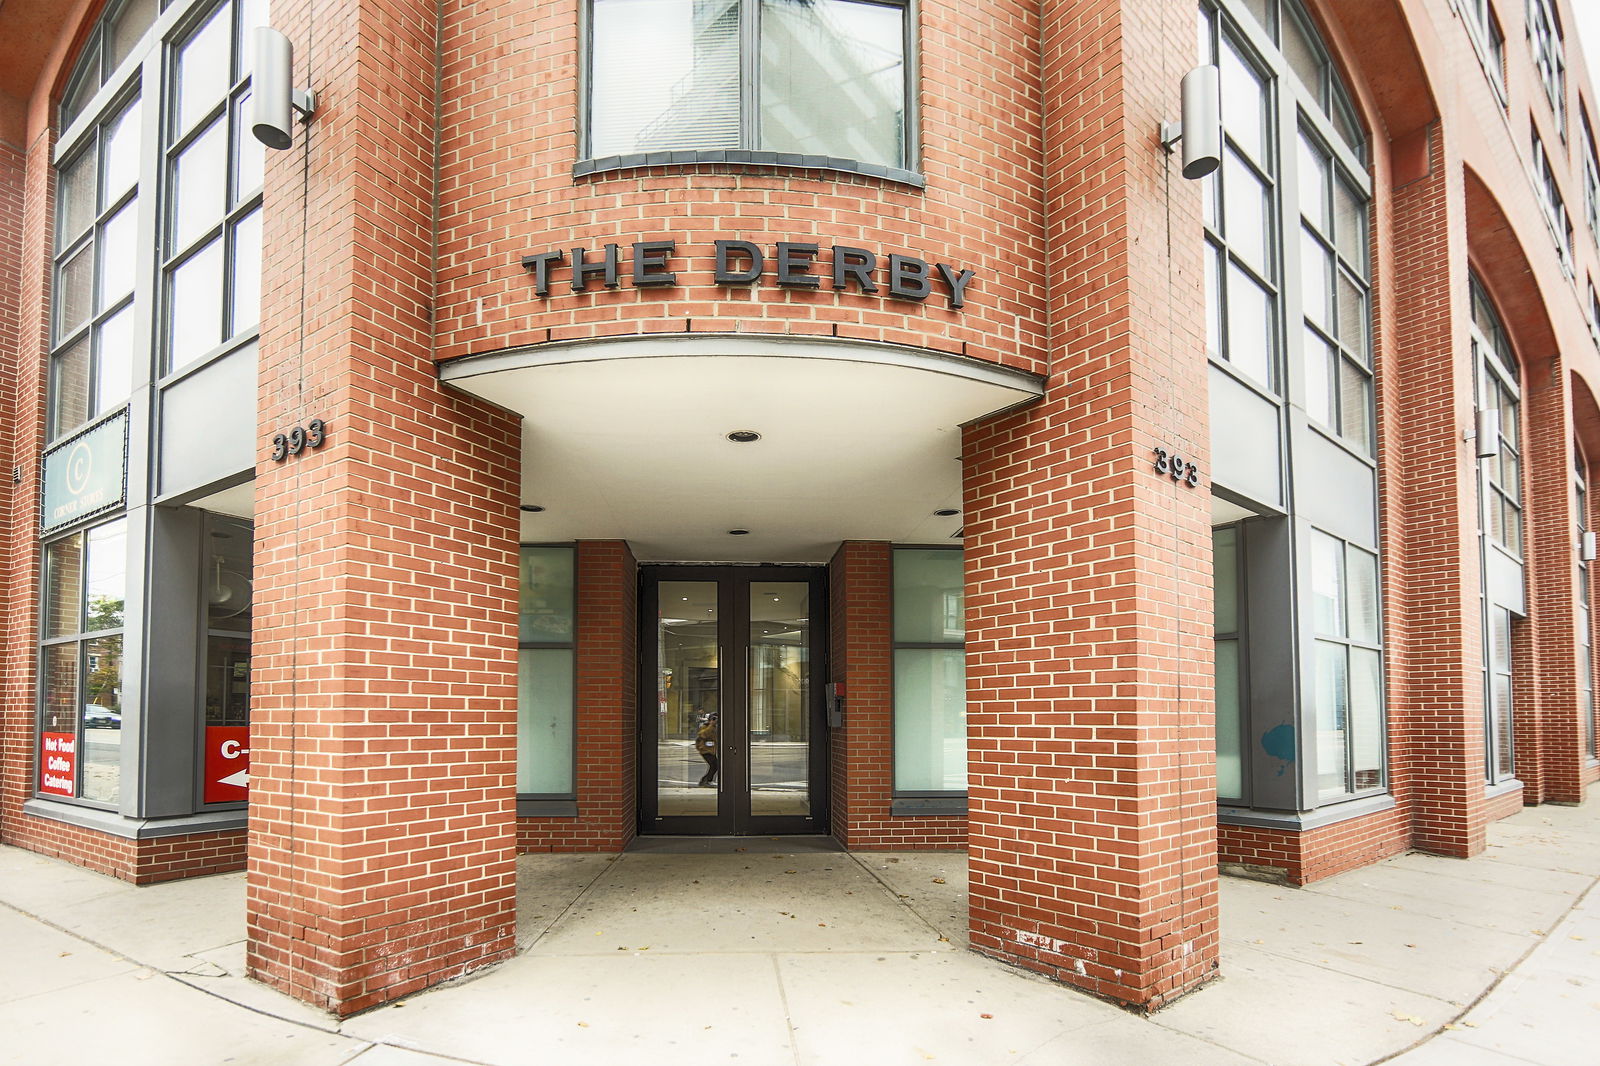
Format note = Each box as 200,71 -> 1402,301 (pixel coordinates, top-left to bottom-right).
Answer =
1,0 -> 1597,1018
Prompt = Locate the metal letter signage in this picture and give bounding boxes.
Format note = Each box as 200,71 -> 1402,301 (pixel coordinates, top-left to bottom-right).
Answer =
41,412 -> 128,533
523,237 -> 977,310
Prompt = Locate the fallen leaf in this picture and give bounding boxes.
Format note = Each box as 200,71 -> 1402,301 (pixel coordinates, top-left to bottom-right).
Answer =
785,870 -> 798,875
932,877 -> 947,884
57,952 -> 71,958
1463,1021 -> 1478,1028
1390,1011 -> 1425,1027
818,923 -> 827,927
980,1013 -> 994,1019
577,1022 -> 589,1028
1532,929 -> 1546,936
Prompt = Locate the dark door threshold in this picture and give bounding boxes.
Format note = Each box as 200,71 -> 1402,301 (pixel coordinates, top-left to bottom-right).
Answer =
626,834 -> 843,854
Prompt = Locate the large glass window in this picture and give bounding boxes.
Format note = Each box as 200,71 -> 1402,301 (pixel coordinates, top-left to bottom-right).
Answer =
1462,0 -> 1505,97
202,513 -> 253,805
1527,0 -> 1565,137
39,519 -> 129,807
162,0 -> 267,372
1213,526 -> 1246,802
1581,110 -> 1600,239
518,546 -> 576,796
893,549 -> 965,793
1577,449 -> 1595,762
1309,529 -> 1384,800
586,0 -> 910,172
1199,0 -> 1373,455
1469,275 -> 1523,784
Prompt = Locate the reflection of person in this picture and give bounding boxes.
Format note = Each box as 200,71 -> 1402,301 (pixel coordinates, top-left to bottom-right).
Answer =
694,711 -> 720,787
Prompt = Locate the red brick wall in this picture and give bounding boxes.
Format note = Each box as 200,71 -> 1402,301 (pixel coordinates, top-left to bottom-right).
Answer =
433,0 -> 1047,376
0,816 -> 245,884
246,0 -> 522,1017
517,540 -> 637,852
960,0 -> 1219,1012
1218,808 -> 1410,886
827,541 -> 966,851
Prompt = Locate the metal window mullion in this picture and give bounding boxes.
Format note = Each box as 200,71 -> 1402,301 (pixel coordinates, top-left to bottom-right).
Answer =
741,0 -> 759,151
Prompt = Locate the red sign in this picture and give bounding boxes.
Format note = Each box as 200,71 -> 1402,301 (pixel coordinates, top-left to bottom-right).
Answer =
40,732 -> 76,797
204,726 -> 250,804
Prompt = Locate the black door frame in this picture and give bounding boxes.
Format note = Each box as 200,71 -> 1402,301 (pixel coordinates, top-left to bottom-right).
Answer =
638,564 -> 829,836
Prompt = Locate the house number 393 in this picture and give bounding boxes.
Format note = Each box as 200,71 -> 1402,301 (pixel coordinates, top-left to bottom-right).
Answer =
270,419 -> 327,462
1153,447 -> 1200,487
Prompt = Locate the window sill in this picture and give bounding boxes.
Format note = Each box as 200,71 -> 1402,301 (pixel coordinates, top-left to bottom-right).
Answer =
1484,777 -> 1523,801
575,151 -> 926,190
22,799 -> 246,840
517,798 -> 578,818
891,796 -> 967,817
1218,792 -> 1395,832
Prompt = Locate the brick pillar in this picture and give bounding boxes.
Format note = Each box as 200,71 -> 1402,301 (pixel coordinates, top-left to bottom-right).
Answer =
1389,125 -> 1485,856
0,131 -> 51,850
574,540 -> 637,849
1521,359 -> 1583,803
960,0 -> 1218,1011
828,541 -> 891,848
247,0 -> 521,1015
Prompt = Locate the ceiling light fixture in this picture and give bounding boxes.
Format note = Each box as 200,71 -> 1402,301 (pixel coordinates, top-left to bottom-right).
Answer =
934,508 -> 960,517
726,430 -> 761,443
520,504 -> 545,513
728,529 -> 751,536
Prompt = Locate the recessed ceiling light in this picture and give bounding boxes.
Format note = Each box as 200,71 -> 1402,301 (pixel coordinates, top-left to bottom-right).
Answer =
726,430 -> 761,443
520,504 -> 545,513
934,508 -> 960,517
728,528 -> 751,535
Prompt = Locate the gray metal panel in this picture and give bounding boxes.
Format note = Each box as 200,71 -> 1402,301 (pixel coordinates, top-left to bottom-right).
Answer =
1293,431 -> 1378,547
158,344 -> 257,497
1242,517 -> 1300,811
1209,366 -> 1283,509
1486,545 -> 1527,615
139,506 -> 202,817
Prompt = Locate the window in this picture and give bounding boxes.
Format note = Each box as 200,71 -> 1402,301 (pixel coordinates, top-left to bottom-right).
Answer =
1213,526 -> 1246,803
1199,0 -> 1374,455
1588,277 -> 1600,348
41,0 -> 267,812
1576,449 -> 1595,759
1531,130 -> 1572,269
1472,276 -> 1523,554
1469,275 -> 1522,784
1309,530 -> 1385,800
1582,111 -> 1600,239
40,519 -> 128,807
1462,0 -> 1505,97
1527,0 -> 1565,137
162,0 -> 267,372
518,546 -> 576,796
892,548 -> 965,793
585,0 -> 912,176
202,514 -> 253,805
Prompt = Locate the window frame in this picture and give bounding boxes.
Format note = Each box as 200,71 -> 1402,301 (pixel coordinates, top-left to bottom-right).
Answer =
1307,528 -> 1388,802
516,543 -> 579,803
1527,0 -> 1566,139
890,545 -> 966,800
1212,523 -> 1250,806
1577,448 -> 1596,763
576,0 -> 924,188
1531,128 -> 1574,273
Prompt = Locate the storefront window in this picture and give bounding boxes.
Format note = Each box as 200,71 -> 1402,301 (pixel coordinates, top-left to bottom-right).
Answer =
202,514 -> 253,805
1578,450 -> 1597,762
892,548 -> 965,793
39,519 -> 128,806
1309,530 -> 1384,800
519,546 -> 576,796
1213,526 -> 1245,802
587,0 -> 910,171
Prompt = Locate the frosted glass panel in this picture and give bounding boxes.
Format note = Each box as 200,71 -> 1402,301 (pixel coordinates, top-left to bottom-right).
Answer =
760,0 -> 904,166
1214,640 -> 1244,799
519,546 -> 575,643
894,648 -> 966,792
590,0 -> 741,156
894,549 -> 963,643
1315,640 -> 1349,799
517,649 -> 574,794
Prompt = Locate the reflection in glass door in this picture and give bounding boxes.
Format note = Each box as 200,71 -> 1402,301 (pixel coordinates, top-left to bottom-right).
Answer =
643,567 -> 825,835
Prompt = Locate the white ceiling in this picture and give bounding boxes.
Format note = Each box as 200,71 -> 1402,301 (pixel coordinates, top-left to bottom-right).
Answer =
443,338 -> 1043,563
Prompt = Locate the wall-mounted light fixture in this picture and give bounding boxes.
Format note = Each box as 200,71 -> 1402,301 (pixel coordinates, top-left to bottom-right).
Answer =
1160,65 -> 1221,180
1473,409 -> 1501,459
252,27 -> 316,150
1582,530 -> 1597,562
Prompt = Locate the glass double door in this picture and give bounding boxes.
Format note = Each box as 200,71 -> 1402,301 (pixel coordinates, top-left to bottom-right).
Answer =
641,566 -> 826,835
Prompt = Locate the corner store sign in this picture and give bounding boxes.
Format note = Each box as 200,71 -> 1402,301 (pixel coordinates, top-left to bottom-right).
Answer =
41,413 -> 127,533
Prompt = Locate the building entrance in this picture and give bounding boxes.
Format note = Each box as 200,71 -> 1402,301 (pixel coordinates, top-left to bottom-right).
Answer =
639,566 -> 827,835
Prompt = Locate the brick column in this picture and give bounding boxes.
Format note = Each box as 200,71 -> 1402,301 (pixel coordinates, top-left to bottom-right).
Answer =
1521,358 -> 1583,803
0,138 -> 26,843
1389,126 -> 1485,856
959,0 -> 1218,1011
827,541 -> 889,848
246,0 -> 521,1015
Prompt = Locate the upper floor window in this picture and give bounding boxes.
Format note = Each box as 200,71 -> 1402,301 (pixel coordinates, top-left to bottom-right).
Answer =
1199,0 -> 1373,454
1471,274 -> 1523,554
60,0 -> 163,131
1462,0 -> 1506,96
585,0 -> 911,174
1532,129 -> 1572,269
1582,109 -> 1600,239
1527,0 -> 1565,137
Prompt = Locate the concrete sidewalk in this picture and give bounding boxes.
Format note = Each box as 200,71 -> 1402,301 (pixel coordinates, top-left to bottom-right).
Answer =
0,801 -> 1595,1066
